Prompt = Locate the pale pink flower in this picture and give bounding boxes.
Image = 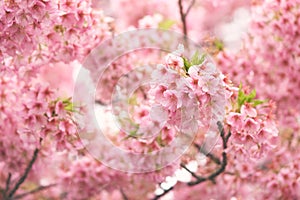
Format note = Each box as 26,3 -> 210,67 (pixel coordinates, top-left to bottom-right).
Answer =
241,103 -> 257,118
243,118 -> 260,133
165,53 -> 185,73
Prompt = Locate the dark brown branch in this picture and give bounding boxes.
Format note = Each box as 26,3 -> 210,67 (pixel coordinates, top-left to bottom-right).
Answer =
178,0 -> 196,36
151,122 -> 231,200
138,87 -> 148,100
226,130 -> 231,143
152,186 -> 174,200
8,148 -> 39,199
187,122 -> 231,186
1,173 -> 12,199
5,173 -> 12,195
185,0 -> 196,17
120,188 -> 128,200
13,184 -> 56,199
217,121 -> 231,145
95,100 -> 108,106
194,144 -> 221,165
178,0 -> 186,35
180,164 -> 205,182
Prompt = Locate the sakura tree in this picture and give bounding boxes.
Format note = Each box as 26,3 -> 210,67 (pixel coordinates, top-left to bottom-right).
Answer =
0,0 -> 299,200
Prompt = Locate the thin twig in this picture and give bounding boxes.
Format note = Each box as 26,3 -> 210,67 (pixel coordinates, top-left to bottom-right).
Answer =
185,0 -> 196,17
226,130 -> 232,143
152,122 -> 231,199
0,189 -> 4,198
180,164 -> 205,181
2,173 -> 12,199
8,148 -> 39,198
95,100 -> 107,106
152,186 -> 174,200
13,184 -> 56,199
178,0 -> 196,37
138,87 -> 148,100
194,144 -> 221,165
120,188 -> 128,200
187,122 -> 231,186
5,173 -> 12,194
178,0 -> 186,36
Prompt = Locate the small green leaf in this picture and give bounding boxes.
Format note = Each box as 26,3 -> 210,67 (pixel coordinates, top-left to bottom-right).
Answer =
236,84 -> 267,111
237,84 -> 246,107
190,51 -> 200,65
128,94 -> 138,105
158,19 -> 176,30
182,51 -> 206,73
183,57 -> 191,72
190,51 -> 206,66
129,130 -> 137,137
248,89 -> 256,100
214,39 -> 224,51
61,97 -> 76,112
156,134 -> 165,147
123,128 -> 139,140
64,103 -> 74,112
199,53 -> 206,64
252,99 -> 267,106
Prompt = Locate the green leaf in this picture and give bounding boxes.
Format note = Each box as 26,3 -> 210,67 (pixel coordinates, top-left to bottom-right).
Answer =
248,89 -> 256,100
156,134 -> 163,146
190,51 -> 200,65
237,84 -> 246,107
123,128 -> 139,140
199,53 -> 206,64
182,51 -> 206,73
190,51 -> 206,66
183,57 -> 191,72
129,130 -> 138,137
252,99 -> 266,106
64,103 -> 74,112
214,39 -> 224,51
158,19 -> 176,30
128,94 -> 138,105
236,84 -> 267,111
62,97 -> 76,112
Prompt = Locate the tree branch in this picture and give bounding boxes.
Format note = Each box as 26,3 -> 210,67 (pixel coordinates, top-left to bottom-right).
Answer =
95,100 -> 108,106
152,186 -> 174,200
187,122 -> 231,186
120,188 -> 128,200
5,173 -> 11,193
178,0 -> 196,37
152,121 -> 231,199
180,164 -> 206,182
1,173 -> 12,199
185,0 -> 195,17
13,184 -> 56,199
8,148 -> 39,199
194,144 -> 221,165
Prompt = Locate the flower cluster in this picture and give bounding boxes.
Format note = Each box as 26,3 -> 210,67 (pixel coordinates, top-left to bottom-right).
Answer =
217,0 -> 300,132
226,88 -> 278,161
112,46 -> 226,155
0,0 -> 113,69
109,0 -> 177,29
150,47 -> 226,135
60,156 -> 124,200
0,70 -> 79,196
170,82 -> 279,200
